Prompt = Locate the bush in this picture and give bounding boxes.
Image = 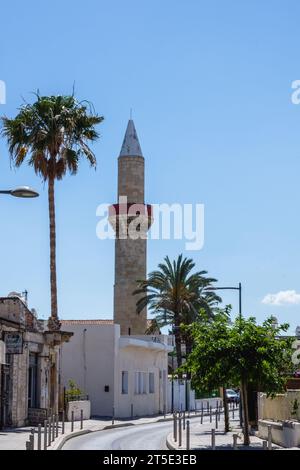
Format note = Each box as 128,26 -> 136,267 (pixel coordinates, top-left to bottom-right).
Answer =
65,379 -> 84,402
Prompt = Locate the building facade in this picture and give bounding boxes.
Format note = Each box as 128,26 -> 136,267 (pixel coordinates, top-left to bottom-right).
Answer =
61,320 -> 172,418
0,293 -> 72,428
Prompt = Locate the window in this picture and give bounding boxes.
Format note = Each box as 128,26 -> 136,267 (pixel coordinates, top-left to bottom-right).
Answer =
141,372 -> 147,394
135,372 -> 147,394
149,372 -> 155,393
121,371 -> 128,394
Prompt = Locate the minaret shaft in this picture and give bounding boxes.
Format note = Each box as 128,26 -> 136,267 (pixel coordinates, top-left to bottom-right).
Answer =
110,120 -> 151,335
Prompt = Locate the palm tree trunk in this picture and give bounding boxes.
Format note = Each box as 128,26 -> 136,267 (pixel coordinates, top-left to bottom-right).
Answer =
47,176 -> 60,331
185,336 -> 193,380
175,331 -> 182,372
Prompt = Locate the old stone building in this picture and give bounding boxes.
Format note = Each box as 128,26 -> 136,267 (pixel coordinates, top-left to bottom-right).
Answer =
0,293 -> 72,428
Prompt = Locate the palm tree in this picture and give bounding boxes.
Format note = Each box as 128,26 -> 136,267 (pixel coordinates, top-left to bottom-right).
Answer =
1,94 -> 103,330
134,254 -> 221,369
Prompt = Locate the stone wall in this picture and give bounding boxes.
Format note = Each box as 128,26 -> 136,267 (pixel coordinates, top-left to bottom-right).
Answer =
118,156 -> 144,203
114,155 -> 148,336
11,352 -> 28,427
66,400 -> 91,421
27,408 -> 48,425
0,297 -> 25,326
258,391 -> 300,421
114,237 -> 147,335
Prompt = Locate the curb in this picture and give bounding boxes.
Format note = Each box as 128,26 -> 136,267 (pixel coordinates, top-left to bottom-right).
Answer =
166,433 -> 177,451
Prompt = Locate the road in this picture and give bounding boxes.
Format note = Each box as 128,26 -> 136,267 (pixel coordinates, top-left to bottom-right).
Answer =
62,414 -> 218,450
62,420 -> 173,450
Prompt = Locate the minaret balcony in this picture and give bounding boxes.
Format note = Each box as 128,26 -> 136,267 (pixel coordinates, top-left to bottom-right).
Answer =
108,203 -> 153,234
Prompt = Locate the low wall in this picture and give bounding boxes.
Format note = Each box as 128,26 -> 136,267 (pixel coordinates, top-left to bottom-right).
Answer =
27,408 -> 48,425
258,419 -> 300,448
66,400 -> 91,421
258,391 -> 300,421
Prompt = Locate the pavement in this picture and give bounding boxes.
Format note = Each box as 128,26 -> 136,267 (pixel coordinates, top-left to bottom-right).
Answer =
2,408 -> 296,451
166,416 -> 284,450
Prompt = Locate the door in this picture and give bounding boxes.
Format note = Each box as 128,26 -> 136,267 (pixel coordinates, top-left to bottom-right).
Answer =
0,362 -> 12,428
28,354 -> 38,409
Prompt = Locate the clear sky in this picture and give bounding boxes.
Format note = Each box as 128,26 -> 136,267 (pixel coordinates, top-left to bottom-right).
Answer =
1,0 -> 300,333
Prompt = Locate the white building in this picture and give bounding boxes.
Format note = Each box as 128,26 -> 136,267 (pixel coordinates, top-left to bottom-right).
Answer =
61,320 -> 173,418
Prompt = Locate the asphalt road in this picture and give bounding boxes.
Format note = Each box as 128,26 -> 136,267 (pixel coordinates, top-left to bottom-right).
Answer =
62,420 -> 174,450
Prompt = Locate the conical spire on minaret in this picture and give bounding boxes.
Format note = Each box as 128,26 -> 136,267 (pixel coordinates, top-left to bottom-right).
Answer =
119,119 -> 143,157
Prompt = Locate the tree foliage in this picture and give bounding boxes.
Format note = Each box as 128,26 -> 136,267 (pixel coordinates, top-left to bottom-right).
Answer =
181,310 -> 293,444
1,93 -> 103,180
182,311 -> 293,396
134,254 -> 221,368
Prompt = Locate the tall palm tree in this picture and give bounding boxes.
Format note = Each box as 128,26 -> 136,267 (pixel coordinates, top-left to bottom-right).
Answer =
1,94 -> 103,330
134,254 -> 221,369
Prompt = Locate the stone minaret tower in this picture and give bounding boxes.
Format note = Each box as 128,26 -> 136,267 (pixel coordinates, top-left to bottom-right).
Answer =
109,120 -> 153,335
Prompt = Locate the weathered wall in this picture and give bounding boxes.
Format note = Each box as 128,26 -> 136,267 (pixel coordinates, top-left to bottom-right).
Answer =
67,400 -> 91,421
118,156 -> 144,203
258,391 -> 300,421
114,237 -> 147,335
0,297 -> 26,326
114,155 -> 148,336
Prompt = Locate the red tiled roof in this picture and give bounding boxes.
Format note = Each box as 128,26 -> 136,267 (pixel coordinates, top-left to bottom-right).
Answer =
60,319 -> 154,326
60,319 -> 114,325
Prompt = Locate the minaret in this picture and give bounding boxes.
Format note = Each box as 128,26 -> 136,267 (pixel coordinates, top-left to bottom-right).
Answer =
109,120 -> 153,335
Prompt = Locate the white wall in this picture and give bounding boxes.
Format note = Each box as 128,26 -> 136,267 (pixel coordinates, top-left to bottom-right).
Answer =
167,379 -> 195,412
61,324 -> 171,419
258,420 -> 300,448
167,380 -> 222,412
61,324 -> 117,417
114,343 -> 168,418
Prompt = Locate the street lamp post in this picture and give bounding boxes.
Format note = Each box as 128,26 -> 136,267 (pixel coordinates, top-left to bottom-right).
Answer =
0,186 -> 39,198
208,282 -> 243,428
0,185 -> 39,429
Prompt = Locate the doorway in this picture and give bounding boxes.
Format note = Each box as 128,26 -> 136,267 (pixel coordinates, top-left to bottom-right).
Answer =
28,354 -> 38,409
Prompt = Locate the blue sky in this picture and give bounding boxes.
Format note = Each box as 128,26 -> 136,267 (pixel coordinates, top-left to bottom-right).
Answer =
0,0 -> 300,333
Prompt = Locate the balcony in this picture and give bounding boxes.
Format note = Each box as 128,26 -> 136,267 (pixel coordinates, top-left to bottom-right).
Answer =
119,334 -> 174,352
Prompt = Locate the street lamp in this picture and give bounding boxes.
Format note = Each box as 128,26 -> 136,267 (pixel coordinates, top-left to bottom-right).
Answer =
207,282 -> 243,428
208,282 -> 242,320
0,186 -> 39,198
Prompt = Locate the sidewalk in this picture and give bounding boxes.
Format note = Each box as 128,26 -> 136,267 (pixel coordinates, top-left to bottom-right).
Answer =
166,416 -> 284,451
0,413 -> 175,451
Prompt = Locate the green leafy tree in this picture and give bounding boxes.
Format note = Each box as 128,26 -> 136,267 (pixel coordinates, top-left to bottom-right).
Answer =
1,94 -> 103,330
134,254 -> 221,369
182,312 -> 293,445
